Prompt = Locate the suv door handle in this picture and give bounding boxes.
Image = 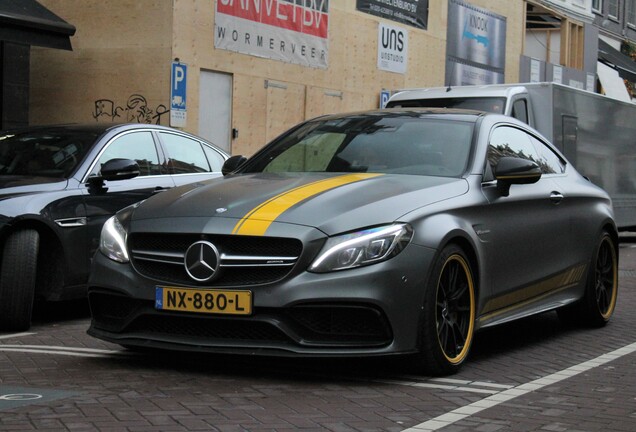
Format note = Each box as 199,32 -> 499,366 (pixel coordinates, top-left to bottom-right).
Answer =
550,191 -> 564,204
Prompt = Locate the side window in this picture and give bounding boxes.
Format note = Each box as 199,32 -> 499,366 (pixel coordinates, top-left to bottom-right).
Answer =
488,126 -> 563,177
160,132 -> 210,174
202,144 -> 225,172
529,135 -> 565,174
92,131 -> 164,177
511,99 -> 528,125
488,126 -> 541,170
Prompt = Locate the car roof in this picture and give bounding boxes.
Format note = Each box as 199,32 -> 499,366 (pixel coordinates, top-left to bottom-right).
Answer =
0,123 -> 202,136
0,123 -> 227,151
310,107 -> 486,122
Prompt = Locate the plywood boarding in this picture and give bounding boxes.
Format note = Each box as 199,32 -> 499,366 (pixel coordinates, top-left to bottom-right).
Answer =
232,74 -> 268,155
305,86 -> 346,119
265,80 -> 306,143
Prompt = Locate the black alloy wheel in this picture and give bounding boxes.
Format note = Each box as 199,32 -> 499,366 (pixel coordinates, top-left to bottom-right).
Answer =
591,233 -> 618,323
436,254 -> 475,362
558,231 -> 618,327
416,244 -> 476,375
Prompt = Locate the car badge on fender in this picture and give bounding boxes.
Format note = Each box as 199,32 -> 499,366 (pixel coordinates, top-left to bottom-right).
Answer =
184,241 -> 220,282
216,207 -> 228,214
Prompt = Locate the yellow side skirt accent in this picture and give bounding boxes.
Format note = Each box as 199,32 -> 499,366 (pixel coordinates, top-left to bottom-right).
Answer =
479,263 -> 587,323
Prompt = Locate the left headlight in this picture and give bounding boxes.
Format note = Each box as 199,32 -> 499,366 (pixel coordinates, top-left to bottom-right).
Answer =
99,215 -> 129,263
309,224 -> 413,273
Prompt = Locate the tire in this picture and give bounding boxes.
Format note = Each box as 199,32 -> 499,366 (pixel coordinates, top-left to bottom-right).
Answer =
0,229 -> 40,331
558,231 -> 618,327
576,232 -> 618,326
415,244 -> 476,376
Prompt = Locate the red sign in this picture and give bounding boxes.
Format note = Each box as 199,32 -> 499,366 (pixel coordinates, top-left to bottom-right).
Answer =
215,0 -> 330,69
217,0 -> 329,38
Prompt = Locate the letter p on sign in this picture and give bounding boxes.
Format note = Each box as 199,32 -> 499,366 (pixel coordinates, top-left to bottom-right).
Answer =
174,66 -> 185,90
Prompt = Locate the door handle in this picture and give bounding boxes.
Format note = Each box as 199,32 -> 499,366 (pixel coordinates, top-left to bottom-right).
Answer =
550,191 -> 564,204
153,186 -> 171,194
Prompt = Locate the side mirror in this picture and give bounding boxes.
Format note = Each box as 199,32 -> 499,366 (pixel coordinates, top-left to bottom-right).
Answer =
222,155 -> 247,176
96,158 -> 140,182
86,158 -> 139,193
494,157 -> 541,196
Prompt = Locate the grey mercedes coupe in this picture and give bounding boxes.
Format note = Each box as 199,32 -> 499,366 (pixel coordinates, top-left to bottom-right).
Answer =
87,109 -> 618,375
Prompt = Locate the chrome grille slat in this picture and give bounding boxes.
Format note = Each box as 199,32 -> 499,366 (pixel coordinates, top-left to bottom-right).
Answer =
220,263 -> 296,268
133,250 -> 184,259
132,249 -> 184,266
220,253 -> 298,267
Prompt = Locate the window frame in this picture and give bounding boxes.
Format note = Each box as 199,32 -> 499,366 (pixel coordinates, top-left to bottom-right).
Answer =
484,124 -> 566,182
159,131 -> 216,175
83,129 -> 166,182
608,0 -> 620,20
627,0 -> 636,27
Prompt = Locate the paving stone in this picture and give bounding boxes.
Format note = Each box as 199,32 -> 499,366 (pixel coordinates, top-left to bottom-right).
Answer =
1,245 -> 636,431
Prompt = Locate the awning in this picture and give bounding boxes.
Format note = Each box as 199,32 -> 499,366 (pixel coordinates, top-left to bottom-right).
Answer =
598,39 -> 636,83
0,0 -> 76,50
597,61 -> 631,102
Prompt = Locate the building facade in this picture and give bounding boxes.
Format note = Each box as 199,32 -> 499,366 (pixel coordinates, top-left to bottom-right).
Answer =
592,0 -> 636,45
30,0 -> 525,156
522,0 -> 636,99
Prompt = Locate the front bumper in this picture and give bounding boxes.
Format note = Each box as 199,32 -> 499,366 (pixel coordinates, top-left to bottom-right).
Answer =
87,242 -> 436,357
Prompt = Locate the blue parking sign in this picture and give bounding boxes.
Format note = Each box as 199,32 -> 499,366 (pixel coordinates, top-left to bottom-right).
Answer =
170,62 -> 187,127
380,90 -> 390,108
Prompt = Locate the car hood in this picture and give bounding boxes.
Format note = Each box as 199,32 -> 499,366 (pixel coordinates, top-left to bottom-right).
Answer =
131,173 -> 468,235
0,176 -> 68,197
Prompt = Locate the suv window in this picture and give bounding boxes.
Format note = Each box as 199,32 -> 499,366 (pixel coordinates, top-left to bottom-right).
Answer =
92,131 -> 165,177
160,132 -> 210,174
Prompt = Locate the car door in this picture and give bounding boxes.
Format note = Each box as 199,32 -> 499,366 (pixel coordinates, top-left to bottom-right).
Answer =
157,131 -> 226,187
479,124 -> 573,316
81,129 -> 176,273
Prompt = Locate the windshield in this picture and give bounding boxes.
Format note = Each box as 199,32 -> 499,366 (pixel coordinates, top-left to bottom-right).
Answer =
387,97 -> 506,114
244,114 -> 475,178
0,128 -> 99,178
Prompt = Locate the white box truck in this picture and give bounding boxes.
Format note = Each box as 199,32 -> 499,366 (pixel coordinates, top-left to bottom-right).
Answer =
386,82 -> 636,230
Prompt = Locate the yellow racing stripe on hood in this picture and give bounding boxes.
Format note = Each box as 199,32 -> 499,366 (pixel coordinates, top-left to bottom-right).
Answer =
232,173 -> 382,236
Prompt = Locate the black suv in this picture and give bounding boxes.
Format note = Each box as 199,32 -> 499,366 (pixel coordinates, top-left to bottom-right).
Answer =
0,123 -> 228,331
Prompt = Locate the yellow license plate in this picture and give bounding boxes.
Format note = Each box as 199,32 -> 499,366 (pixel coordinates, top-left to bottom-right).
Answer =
155,286 -> 252,315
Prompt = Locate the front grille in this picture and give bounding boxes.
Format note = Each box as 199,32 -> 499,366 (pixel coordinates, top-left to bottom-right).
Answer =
128,233 -> 303,286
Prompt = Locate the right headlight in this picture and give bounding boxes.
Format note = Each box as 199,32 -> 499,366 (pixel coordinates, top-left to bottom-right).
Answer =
99,215 -> 129,263
309,224 -> 413,273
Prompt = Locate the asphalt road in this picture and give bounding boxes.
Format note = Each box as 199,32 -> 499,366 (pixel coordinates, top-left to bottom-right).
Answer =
1,239 -> 635,431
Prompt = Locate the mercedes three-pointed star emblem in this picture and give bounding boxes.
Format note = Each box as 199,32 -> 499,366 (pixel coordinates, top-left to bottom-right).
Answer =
184,241 -> 220,282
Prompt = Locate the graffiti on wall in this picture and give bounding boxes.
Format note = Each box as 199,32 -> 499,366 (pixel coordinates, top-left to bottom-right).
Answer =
93,94 -> 170,124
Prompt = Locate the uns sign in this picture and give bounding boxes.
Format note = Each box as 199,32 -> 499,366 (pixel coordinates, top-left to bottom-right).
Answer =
378,23 -> 407,74
381,27 -> 404,51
